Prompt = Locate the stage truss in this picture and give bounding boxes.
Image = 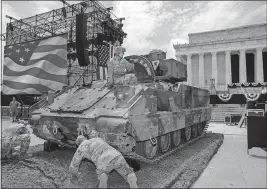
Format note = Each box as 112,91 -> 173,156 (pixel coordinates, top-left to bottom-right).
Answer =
3,0 -> 126,86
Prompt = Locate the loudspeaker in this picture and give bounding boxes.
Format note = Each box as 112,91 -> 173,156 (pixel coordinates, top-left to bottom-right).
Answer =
76,14 -> 90,67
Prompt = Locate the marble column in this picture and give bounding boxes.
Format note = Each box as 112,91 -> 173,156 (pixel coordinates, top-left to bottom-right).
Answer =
211,51 -> 218,87
254,51 -> 257,81
225,51 -> 232,84
198,53 -> 205,87
256,47 -> 264,83
239,49 -> 247,83
186,54 -> 192,85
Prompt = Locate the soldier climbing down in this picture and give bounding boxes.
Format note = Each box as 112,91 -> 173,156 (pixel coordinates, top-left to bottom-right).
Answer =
69,135 -> 138,188
106,41 -> 137,88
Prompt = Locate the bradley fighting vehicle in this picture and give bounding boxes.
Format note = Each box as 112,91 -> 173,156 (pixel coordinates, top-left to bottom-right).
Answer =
30,55 -> 211,161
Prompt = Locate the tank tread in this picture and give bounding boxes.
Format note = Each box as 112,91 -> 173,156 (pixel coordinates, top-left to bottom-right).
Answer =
124,133 -> 206,164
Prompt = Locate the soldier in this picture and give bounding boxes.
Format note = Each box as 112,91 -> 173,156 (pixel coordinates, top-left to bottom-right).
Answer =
1,120 -> 31,159
69,135 -> 138,188
106,41 -> 137,88
9,97 -> 21,122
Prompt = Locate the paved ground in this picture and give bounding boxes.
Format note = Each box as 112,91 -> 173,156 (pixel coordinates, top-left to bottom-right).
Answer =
191,123 -> 267,188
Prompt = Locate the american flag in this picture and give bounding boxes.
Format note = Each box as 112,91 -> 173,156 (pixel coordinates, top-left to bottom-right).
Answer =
95,41 -> 114,80
2,34 -> 68,95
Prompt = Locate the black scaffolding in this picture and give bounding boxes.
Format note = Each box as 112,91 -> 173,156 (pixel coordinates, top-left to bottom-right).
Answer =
3,0 -> 126,86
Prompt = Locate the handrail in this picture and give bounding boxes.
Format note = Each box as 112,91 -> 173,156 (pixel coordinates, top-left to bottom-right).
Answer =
29,99 -> 47,113
29,99 -> 44,109
29,86 -> 72,114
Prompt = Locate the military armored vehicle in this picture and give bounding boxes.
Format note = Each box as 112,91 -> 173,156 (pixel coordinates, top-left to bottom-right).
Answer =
30,55 -> 211,161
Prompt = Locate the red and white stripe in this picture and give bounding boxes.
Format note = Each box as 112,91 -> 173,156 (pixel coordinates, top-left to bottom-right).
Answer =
98,43 -> 114,80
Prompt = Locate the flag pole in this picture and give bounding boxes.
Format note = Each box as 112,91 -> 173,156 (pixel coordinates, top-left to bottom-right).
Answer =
17,94 -> 25,105
90,49 -> 98,85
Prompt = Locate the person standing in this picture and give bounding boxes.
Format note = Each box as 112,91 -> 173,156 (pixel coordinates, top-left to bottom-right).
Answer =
9,97 -> 21,122
106,41 -> 137,88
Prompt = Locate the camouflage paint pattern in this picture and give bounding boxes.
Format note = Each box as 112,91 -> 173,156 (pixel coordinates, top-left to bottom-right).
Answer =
127,82 -> 210,141
114,85 -> 136,108
31,55 -> 211,156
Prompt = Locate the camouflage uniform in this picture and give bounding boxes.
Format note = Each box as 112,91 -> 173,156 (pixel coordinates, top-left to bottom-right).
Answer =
107,57 -> 137,86
1,123 -> 31,159
107,46 -> 137,86
69,137 -> 138,188
9,100 -> 20,122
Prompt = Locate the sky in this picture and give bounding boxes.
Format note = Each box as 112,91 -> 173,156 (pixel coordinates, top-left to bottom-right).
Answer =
1,1 -> 266,60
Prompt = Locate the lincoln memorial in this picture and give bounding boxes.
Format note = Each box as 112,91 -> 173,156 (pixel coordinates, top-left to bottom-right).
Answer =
173,23 -> 267,92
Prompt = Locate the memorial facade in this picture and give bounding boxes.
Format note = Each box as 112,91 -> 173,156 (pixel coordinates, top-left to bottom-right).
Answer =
173,23 -> 267,92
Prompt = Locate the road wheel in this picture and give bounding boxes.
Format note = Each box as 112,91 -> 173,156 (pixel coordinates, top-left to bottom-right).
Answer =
197,123 -> 203,135
192,124 -> 198,138
184,126 -> 191,142
159,133 -> 171,153
172,130 -> 181,147
143,139 -> 158,159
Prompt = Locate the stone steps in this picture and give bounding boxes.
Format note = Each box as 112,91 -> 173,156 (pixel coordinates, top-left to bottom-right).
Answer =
210,105 -> 246,122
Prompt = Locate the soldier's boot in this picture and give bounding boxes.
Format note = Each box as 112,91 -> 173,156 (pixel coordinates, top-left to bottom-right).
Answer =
19,135 -> 31,156
127,172 -> 138,188
98,173 -> 108,188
